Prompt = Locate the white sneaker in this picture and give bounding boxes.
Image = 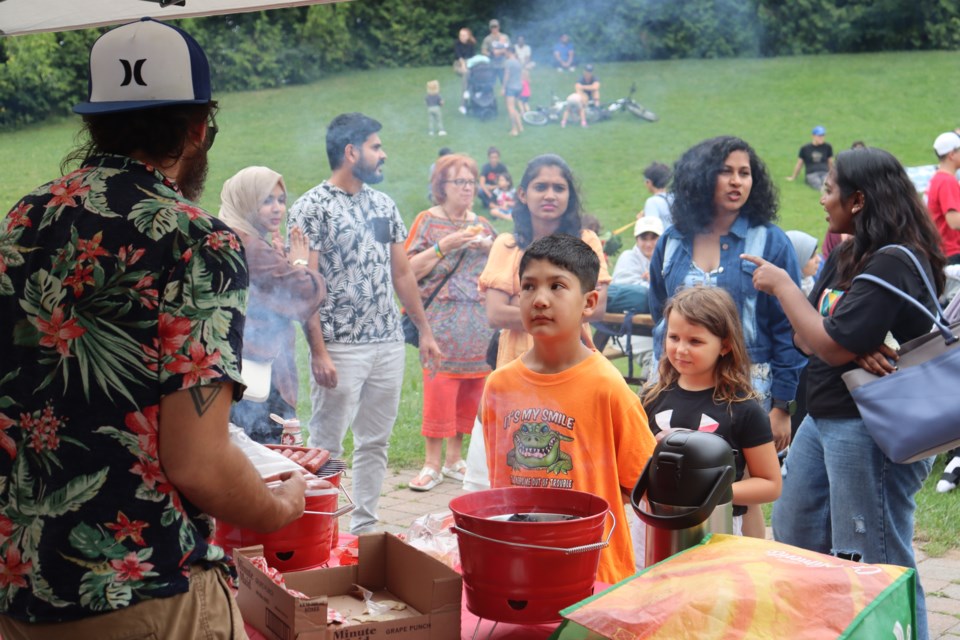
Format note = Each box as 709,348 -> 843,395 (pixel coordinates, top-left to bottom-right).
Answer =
936,455 -> 960,493
458,105 -> 467,114
438,130 -> 447,136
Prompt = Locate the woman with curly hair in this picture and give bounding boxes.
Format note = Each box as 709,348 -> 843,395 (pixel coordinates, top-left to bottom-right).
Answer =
648,136 -> 805,497
743,147 -> 944,640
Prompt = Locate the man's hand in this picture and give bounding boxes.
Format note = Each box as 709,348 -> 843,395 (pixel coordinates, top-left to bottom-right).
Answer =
312,350 -> 338,388
270,471 -> 307,525
769,407 -> 792,452
418,332 -> 442,372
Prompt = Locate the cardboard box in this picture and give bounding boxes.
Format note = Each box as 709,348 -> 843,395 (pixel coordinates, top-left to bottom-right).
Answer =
236,533 -> 462,640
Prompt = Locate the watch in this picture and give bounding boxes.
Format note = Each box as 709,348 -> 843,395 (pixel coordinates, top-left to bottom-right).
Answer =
771,398 -> 797,415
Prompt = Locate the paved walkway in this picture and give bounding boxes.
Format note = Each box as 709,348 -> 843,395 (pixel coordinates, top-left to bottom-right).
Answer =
338,468 -> 960,639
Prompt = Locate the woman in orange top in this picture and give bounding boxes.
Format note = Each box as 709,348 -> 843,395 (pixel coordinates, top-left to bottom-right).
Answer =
480,153 -> 611,368
463,154 -> 611,491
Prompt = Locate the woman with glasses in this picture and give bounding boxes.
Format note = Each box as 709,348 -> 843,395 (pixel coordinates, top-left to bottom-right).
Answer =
405,154 -> 496,491
218,166 -> 326,443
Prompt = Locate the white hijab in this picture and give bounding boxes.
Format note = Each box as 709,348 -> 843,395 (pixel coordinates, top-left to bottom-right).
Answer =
218,166 -> 287,239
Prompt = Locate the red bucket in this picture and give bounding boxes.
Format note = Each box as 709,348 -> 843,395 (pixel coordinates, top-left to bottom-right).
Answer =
215,461 -> 351,571
449,487 -> 612,624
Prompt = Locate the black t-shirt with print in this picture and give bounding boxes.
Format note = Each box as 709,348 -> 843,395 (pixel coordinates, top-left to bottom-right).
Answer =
480,162 -> 509,190
644,386 -> 772,515
798,142 -> 833,174
805,247 -> 938,418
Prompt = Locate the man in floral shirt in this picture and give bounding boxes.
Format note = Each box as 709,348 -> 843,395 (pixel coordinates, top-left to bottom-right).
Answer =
0,18 -> 305,637
288,112 -> 440,534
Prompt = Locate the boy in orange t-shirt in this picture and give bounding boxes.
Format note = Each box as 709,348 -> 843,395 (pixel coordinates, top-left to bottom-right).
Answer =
480,234 -> 656,583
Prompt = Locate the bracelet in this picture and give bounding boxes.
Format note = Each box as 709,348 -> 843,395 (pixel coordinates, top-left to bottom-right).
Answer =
434,242 -> 445,259
292,258 -> 308,267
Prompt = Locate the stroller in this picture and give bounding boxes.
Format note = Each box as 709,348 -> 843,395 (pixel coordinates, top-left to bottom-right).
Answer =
465,61 -> 498,120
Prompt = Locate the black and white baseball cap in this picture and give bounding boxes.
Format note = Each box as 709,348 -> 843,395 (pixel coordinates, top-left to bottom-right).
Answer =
73,17 -> 211,115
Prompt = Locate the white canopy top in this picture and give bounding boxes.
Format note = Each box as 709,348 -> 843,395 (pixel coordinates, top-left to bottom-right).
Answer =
0,0 -> 341,36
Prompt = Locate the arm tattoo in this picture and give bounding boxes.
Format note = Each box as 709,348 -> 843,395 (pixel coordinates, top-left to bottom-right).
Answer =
189,384 -> 222,416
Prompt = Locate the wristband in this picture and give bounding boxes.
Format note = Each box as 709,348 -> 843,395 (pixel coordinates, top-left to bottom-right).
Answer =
434,242 -> 445,259
292,258 -> 308,267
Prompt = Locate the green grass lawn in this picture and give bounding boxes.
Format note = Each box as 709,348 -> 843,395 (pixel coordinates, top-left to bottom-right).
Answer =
3,51 -> 959,553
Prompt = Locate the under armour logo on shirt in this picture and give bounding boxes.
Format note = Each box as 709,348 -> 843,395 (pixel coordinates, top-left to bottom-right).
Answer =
120,59 -> 147,87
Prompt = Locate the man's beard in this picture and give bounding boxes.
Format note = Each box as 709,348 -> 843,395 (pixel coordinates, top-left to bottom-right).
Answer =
352,154 -> 384,185
178,146 -> 209,201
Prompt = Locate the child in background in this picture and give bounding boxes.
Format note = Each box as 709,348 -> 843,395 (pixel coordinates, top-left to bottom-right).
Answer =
481,234 -> 656,584
519,68 -> 531,114
641,286 -> 781,538
560,91 -> 587,128
489,172 -> 516,221
786,230 -> 821,295
425,80 -> 446,136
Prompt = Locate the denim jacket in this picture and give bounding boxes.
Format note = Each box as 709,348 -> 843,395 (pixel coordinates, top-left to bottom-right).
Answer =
648,215 -> 806,402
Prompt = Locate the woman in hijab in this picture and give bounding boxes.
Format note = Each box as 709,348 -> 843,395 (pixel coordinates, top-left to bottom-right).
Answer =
219,166 -> 326,443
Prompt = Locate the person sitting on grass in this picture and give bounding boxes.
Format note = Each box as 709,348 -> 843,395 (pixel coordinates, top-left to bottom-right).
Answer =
575,64 -> 601,107
560,91 -> 587,128
480,233 -> 657,584
552,33 -> 576,72
478,146 -> 509,209
490,171 -> 516,221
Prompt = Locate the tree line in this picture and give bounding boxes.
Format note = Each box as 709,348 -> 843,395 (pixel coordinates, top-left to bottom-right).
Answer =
1,0 -> 958,129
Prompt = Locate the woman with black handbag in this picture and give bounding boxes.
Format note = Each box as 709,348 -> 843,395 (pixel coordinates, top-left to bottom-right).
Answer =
404,154 -> 495,491
743,147 -> 945,640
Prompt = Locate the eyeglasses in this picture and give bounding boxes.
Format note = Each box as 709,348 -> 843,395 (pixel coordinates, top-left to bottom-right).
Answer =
444,179 -> 477,188
204,115 -> 219,151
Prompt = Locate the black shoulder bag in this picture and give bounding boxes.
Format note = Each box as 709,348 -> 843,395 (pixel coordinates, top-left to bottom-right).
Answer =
402,251 -> 467,347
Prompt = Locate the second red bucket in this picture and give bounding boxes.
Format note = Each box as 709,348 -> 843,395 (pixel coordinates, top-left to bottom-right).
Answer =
449,487 -> 612,625
215,460 -> 352,571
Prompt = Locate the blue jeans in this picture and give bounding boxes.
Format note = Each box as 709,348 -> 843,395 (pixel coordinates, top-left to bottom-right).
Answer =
773,415 -> 934,640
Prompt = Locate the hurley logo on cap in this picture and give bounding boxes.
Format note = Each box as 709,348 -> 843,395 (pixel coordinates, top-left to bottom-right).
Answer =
120,59 -> 148,87
74,17 -> 211,115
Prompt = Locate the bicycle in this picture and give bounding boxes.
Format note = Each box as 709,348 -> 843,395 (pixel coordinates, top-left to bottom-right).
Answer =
605,83 -> 658,122
522,93 -> 611,126
521,93 -> 566,126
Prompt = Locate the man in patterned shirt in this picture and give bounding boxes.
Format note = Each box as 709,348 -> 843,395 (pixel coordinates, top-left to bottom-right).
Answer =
289,112 -> 441,534
0,18 -> 306,637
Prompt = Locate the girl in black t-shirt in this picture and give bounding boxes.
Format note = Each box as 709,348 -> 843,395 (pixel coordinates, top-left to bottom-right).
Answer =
742,147 -> 945,640
641,286 -> 782,531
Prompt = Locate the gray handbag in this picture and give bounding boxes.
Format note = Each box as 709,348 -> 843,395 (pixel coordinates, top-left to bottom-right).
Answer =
841,245 -> 960,464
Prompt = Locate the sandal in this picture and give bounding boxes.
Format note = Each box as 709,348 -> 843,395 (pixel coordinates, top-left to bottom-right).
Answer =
409,466 -> 443,492
441,459 -> 468,482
